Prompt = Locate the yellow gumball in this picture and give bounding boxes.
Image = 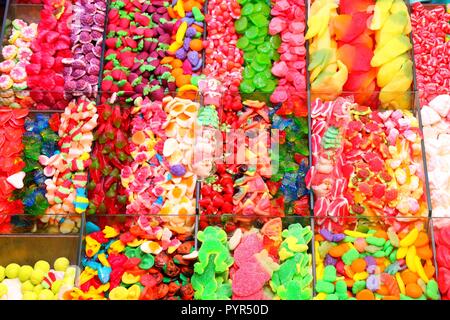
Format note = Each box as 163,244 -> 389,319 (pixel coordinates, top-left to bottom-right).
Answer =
34,260 -> 50,274
21,280 -> 35,292
30,269 -> 45,285
51,280 -> 63,295
33,284 -> 43,294
0,266 -> 5,281
23,291 -> 38,300
54,257 -> 70,272
109,287 -> 128,300
5,263 -> 20,279
18,265 -> 34,282
38,289 -> 55,300
0,283 -> 8,297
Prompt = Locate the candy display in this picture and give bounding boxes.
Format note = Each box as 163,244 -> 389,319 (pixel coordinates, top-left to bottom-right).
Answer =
192,217 -> 313,300
0,257 -> 78,300
307,98 -> 428,231
64,0 -> 106,101
315,218 -> 440,300
412,3 -> 450,105
0,19 -> 37,107
26,0 -> 73,110
67,216 -> 196,300
1,0 -> 450,301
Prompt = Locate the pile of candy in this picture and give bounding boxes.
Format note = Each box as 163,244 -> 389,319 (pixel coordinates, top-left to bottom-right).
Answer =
412,3 -> 450,105
308,98 -> 428,230
0,19 -> 37,107
306,0 -> 413,108
0,257 -> 77,300
192,218 -> 313,300
88,104 -> 131,215
68,217 -> 196,300
64,0 -> 106,101
0,108 -> 27,231
236,0 -> 277,95
26,0 -> 73,110
15,113 -> 60,216
315,221 -> 440,300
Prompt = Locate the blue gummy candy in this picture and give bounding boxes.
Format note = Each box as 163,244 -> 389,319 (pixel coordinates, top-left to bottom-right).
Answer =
86,221 -> 101,234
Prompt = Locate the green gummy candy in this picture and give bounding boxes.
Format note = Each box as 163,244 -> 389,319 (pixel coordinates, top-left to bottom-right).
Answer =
383,240 -> 391,250
351,280 -> 366,295
316,280 -> 335,294
257,42 -> 272,54
426,280 -> 440,300
237,0 -> 247,4
389,249 -> 397,263
335,280 -> 347,294
240,80 -> 255,94
235,17 -> 248,33
261,79 -> 277,93
241,3 -> 254,16
253,2 -> 270,16
255,53 -> 271,65
245,26 -> 259,39
253,73 -> 268,89
400,294 -> 426,300
236,37 -> 249,49
251,60 -> 266,72
344,236 -> 356,243
323,265 -> 337,283
192,7 -> 204,22
373,251 -> 386,258
243,67 -> 255,80
366,236 -> 386,247
384,245 -> 393,256
342,248 -> 360,265
138,254 -> 155,270
249,14 -> 269,27
270,35 -> 281,49
250,36 -> 265,45
326,294 -> 339,300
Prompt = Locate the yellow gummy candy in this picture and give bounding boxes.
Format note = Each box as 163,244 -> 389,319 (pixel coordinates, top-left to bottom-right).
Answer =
127,285 -> 141,300
377,53 -> 408,88
109,240 -> 125,253
344,230 -> 369,238
377,11 -> 409,47
395,272 -> 406,295
109,287 -> 128,300
400,228 -> 419,247
406,246 -> 417,272
316,263 -> 324,280
415,256 -> 429,283
371,35 -> 412,67
176,22 -> 188,44
286,237 -> 308,253
178,84 -> 198,92
305,3 -> 337,40
122,272 -> 140,285
103,226 -> 119,238
397,246 -> 408,259
353,272 -> 369,281
316,292 -> 327,300
370,0 -> 395,30
97,253 -> 110,267
175,0 -> 185,18
168,41 -> 182,54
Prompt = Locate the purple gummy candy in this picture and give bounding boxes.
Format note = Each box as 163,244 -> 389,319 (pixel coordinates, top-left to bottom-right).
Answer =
65,80 -> 77,91
92,46 -> 102,58
149,51 -> 158,59
131,63 -> 141,72
85,53 -> 95,61
366,275 -> 380,291
152,14 -> 161,24
187,51 -> 199,66
159,34 -> 171,45
193,21 -> 204,27
186,12 -> 193,18
63,66 -> 72,77
364,255 -> 376,266
320,229 -> 334,242
76,80 -> 87,91
81,14 -> 94,26
87,75 -> 98,85
137,52 -> 148,60
92,25 -> 104,33
324,254 -> 337,266
82,43 -> 94,54
182,17 -> 195,25
192,59 -> 203,71
170,164 -> 186,177
186,27 -> 197,38
175,48 -> 187,60
183,37 -> 191,51
146,6 -> 156,14
162,23 -> 173,34
91,31 -> 103,42
72,69 -> 86,79
157,50 -> 165,58
72,59 -> 86,69
88,65 -> 100,75
95,1 -> 106,11
149,42 -> 158,53
85,4 -> 96,14
332,233 -> 345,242
128,73 -> 139,83
154,65 -> 163,76
366,265 -> 377,274
171,0 -> 178,6
79,32 -> 92,44
93,13 -> 105,26
149,59 -> 160,68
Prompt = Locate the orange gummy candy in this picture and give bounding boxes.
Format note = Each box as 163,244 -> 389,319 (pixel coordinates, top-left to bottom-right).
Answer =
176,75 -> 192,88
405,283 -> 423,299
171,59 -> 183,69
414,232 -> 429,247
401,270 -> 419,285
356,289 -> 375,300
424,260 -> 436,279
171,68 -> 184,78
416,246 -> 433,260
328,243 -> 349,258
190,39 -> 203,52
351,258 -> 367,273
